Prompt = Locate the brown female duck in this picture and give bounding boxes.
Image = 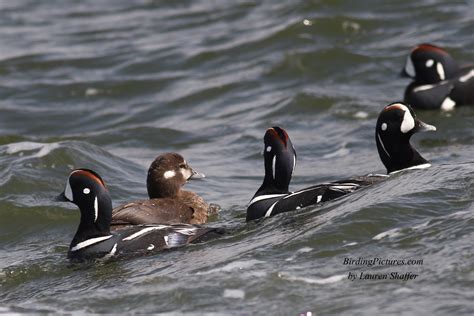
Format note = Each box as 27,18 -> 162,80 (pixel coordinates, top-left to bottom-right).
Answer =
112,153 -> 218,226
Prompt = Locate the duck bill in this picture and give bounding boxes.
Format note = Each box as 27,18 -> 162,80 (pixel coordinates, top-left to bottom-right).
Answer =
189,169 -> 206,180
414,119 -> 437,133
55,191 -> 69,202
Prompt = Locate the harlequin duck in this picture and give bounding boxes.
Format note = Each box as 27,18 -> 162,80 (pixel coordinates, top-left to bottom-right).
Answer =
246,127 -> 376,221
112,153 -> 218,226
402,43 -> 474,110
57,168 -> 224,262
376,102 -> 436,173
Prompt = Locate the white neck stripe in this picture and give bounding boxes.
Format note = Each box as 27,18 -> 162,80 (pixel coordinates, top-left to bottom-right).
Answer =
70,235 -> 113,251
377,133 -> 391,158
93,196 -> 98,223
389,163 -> 431,174
248,194 -> 287,206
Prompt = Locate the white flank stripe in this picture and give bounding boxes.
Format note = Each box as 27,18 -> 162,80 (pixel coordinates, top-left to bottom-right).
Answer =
459,69 -> 474,82
164,236 -> 169,246
94,196 -> 98,223
248,194 -> 287,206
283,187 -> 321,199
123,226 -> 167,241
264,201 -> 279,217
389,163 -> 431,174
377,133 -> 391,158
317,195 -> 322,203
147,244 -> 155,250
70,235 -> 113,251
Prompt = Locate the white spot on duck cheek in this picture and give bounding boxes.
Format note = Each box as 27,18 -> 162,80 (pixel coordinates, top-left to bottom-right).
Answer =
83,188 -> 90,194
425,59 -> 434,67
400,110 -> 415,133
381,123 -> 387,131
436,62 -> 445,80
163,170 -> 176,179
266,146 -> 272,152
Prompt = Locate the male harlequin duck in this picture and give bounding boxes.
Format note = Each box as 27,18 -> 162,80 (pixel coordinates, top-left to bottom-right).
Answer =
57,168 -> 224,262
246,127 -> 376,221
402,43 -> 474,110
111,153 -> 218,226
376,102 -> 436,173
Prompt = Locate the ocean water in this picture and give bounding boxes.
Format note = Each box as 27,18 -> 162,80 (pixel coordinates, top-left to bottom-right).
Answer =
0,0 -> 473,314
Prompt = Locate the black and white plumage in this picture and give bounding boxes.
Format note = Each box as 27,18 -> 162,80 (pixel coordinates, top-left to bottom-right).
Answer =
57,169 -> 223,262
246,127 -> 382,221
375,102 -> 436,174
402,43 -> 474,110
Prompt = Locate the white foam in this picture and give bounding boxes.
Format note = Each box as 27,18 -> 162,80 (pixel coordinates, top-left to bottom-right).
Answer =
85,88 -> 99,96
373,228 -> 402,240
223,289 -> 245,299
354,111 -> 369,119
279,272 -> 346,285
344,242 -> 358,247
197,260 -> 264,275
6,141 -> 59,158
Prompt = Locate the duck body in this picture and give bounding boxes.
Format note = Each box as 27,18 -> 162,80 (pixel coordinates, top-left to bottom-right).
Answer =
402,43 -> 474,110
58,168 -> 223,262
111,153 -> 217,226
246,127 -> 380,221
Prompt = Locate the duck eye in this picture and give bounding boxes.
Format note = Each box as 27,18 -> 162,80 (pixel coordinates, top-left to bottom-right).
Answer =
179,163 -> 186,169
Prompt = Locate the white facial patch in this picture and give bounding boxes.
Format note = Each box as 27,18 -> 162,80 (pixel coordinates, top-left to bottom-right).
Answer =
436,62 -> 445,80
94,196 -> 98,223
163,170 -> 176,179
400,108 -> 415,133
381,123 -> 387,131
64,178 -> 73,201
425,59 -> 434,67
83,188 -> 90,194
404,56 -> 415,77
266,146 -> 272,152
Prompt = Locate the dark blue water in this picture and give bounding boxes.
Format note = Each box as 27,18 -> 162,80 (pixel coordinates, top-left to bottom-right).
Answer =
1,0 -> 473,314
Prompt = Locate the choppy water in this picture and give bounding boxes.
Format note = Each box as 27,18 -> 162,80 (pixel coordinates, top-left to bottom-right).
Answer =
1,0 -> 473,314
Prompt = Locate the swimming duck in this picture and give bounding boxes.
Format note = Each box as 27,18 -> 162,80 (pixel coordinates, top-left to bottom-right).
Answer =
112,153 -> 218,226
402,43 -> 474,110
57,168 -> 223,262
